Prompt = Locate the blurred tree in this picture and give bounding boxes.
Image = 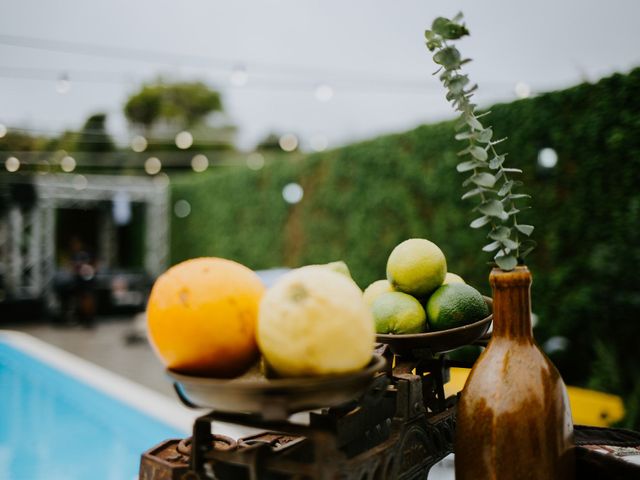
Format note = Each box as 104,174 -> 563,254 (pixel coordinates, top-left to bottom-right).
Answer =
0,130 -> 47,153
75,113 -> 115,153
124,81 -> 222,132
256,133 -> 283,151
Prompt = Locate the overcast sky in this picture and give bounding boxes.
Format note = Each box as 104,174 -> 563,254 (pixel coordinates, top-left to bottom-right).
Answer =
1,0 -> 639,151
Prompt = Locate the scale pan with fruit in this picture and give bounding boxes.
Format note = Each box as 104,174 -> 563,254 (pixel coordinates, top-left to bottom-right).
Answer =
376,297 -> 492,357
168,354 -> 387,421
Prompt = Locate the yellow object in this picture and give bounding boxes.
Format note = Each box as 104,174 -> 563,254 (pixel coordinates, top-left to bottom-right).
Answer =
363,279 -> 395,306
443,272 -> 465,284
257,266 -> 375,377
445,367 -> 625,427
147,257 -> 265,377
565,386 -> 625,427
386,238 -> 447,297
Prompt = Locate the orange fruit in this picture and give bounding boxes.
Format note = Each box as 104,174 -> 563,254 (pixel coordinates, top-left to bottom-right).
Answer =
146,257 -> 265,377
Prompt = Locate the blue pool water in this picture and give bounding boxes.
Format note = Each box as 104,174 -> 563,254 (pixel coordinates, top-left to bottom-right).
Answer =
0,339 -> 184,480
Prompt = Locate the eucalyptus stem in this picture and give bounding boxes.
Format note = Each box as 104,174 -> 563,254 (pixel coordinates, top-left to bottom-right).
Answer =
425,13 -> 535,270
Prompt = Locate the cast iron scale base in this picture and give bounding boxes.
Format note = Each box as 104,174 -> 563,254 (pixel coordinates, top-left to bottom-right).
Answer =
140,305 -> 493,479
139,343 -> 480,480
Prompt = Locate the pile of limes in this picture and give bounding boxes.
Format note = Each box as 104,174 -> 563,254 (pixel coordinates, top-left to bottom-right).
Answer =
364,238 -> 489,334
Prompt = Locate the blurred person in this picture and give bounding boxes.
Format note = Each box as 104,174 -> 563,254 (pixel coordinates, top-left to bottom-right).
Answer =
54,235 -> 97,328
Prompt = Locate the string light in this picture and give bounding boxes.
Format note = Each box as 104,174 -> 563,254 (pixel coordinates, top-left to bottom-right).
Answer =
174,199 -> 191,218
514,81 -> 531,99
310,134 -> 328,152
130,135 -> 148,152
279,133 -> 298,152
0,124 -> 7,138
56,72 -> 71,94
538,148 -> 558,169
314,84 -> 334,102
144,156 -> 162,175
60,155 -> 76,172
282,182 -> 303,204
5,156 -> 20,172
153,172 -> 170,187
72,174 -> 88,190
230,65 -> 249,87
246,152 -> 265,170
191,154 -> 208,172
175,131 -> 193,150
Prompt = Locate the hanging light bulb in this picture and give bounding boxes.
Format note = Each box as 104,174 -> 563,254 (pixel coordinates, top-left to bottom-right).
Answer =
175,131 -> 193,150
538,148 -> 558,169
131,135 -> 148,152
56,72 -> 71,94
310,134 -> 329,152
282,183 -> 304,204
191,154 -> 208,172
514,81 -> 531,99
246,152 -> 265,170
279,133 -> 298,152
153,172 -> 170,187
314,84 -> 334,102
145,157 -> 162,175
230,65 -> 249,87
73,174 -> 88,190
174,199 -> 192,218
60,155 -> 76,172
5,156 -> 20,172
0,124 -> 7,138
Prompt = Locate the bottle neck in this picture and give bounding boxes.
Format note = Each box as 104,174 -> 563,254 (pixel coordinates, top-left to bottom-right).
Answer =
489,266 -> 533,340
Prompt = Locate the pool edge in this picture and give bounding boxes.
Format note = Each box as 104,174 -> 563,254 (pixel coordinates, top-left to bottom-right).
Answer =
0,329 -> 199,434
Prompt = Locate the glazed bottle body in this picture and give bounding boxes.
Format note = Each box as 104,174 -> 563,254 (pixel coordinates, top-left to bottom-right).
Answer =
455,266 -> 574,479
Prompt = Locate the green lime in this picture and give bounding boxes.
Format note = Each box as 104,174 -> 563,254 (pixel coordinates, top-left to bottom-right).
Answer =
363,279 -> 395,306
386,238 -> 447,297
372,291 -> 427,334
443,272 -> 465,284
426,283 -> 489,331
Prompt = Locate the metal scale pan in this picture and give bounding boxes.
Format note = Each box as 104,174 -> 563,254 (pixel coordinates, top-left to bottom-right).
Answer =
376,297 -> 493,357
168,354 -> 387,421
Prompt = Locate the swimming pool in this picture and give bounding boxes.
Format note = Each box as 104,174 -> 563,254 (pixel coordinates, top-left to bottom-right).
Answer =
0,331 -> 193,480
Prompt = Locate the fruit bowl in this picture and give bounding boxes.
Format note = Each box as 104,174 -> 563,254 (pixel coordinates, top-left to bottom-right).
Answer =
168,354 -> 387,421
376,297 -> 492,356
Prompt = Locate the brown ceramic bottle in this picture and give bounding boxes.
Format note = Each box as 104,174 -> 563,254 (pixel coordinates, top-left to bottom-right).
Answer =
454,266 -> 574,479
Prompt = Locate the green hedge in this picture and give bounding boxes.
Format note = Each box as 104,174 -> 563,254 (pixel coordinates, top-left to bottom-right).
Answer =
171,68 -> 640,427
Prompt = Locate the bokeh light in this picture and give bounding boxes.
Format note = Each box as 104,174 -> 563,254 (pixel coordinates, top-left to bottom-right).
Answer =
314,84 -> 334,102
282,182 -> 304,204
538,148 -> 558,169
174,199 -> 191,218
279,133 -> 298,152
153,172 -> 170,187
72,174 -> 88,190
514,81 -> 531,99
175,131 -> 193,150
230,66 -> 249,87
0,124 -> 6,138
310,134 -> 328,152
56,73 -> 71,94
60,155 -> 76,172
191,154 -> 208,172
144,157 -> 162,175
131,135 -> 148,152
5,156 -> 20,172
246,152 -> 265,170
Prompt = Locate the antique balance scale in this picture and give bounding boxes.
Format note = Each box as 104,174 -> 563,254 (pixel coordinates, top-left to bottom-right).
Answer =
139,11 -> 640,476
139,307 -> 493,480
